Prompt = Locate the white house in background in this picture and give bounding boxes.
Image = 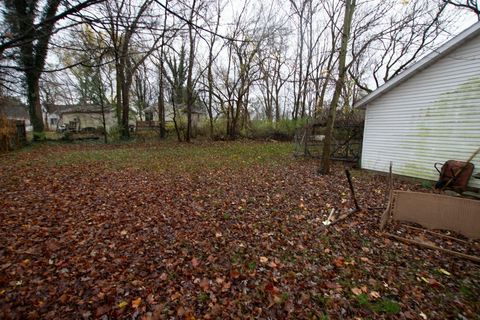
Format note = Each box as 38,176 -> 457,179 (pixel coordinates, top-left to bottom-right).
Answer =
143,103 -> 206,127
356,22 -> 480,189
43,104 -> 60,130
44,104 -> 117,131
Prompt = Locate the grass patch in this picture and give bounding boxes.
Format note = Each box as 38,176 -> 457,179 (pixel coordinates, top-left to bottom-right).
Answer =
246,261 -> 256,272
459,284 -> 476,300
197,292 -> 209,303
312,293 -> 330,308
26,141 -> 294,173
420,180 -> 433,189
355,294 -> 401,314
223,213 -> 231,220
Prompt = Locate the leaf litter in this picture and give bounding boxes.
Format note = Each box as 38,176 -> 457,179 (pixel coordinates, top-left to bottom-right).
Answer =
0,141 -> 479,319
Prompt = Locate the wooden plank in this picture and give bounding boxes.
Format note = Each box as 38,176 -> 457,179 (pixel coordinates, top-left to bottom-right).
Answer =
383,232 -> 480,263
392,191 -> 480,240
380,162 -> 393,231
402,224 -> 470,245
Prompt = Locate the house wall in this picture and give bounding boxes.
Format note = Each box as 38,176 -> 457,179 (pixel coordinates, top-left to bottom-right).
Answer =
361,32 -> 480,188
60,112 -> 116,131
46,114 -> 59,130
144,107 -> 206,127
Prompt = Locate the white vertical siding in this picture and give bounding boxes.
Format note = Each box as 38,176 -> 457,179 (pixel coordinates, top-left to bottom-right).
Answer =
362,33 -> 480,188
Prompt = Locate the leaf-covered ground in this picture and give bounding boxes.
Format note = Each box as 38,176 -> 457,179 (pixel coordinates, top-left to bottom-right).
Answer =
0,141 -> 479,319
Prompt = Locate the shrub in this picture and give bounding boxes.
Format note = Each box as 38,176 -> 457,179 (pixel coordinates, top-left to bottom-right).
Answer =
195,119 -> 213,137
203,118 -> 227,140
108,125 -> 123,141
244,119 -> 308,141
61,131 -> 74,142
33,131 -> 46,141
184,117 -> 309,141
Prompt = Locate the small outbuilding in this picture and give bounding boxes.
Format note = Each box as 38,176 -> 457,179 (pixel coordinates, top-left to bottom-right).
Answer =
356,22 -> 480,189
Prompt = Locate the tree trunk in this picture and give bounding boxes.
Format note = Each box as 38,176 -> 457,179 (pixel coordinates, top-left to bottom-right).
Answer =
207,61 -> 214,138
171,95 -> 182,142
158,67 -> 166,139
121,73 -> 132,139
320,0 -> 356,174
185,0 -> 197,143
98,80 -> 108,144
5,0 -> 62,135
26,73 -> 44,133
115,61 -> 123,125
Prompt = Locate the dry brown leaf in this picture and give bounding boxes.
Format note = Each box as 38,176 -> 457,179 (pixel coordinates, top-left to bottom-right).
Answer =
192,257 -> 200,268
199,278 -> 210,291
351,287 -> 362,295
132,297 -> 142,309
369,291 -> 381,299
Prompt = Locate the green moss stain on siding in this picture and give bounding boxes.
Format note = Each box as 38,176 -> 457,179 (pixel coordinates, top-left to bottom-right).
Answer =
398,76 -> 480,179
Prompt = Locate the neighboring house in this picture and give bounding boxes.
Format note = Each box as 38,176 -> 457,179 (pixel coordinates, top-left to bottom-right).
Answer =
143,103 -> 206,128
45,104 -> 117,132
356,22 -> 480,188
0,96 -> 32,131
43,104 -> 60,130
143,103 -> 172,122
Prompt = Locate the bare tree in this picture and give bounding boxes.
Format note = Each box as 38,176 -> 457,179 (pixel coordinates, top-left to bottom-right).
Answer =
320,0 -> 356,174
2,0 -> 101,134
132,62 -> 154,121
94,0 -> 162,138
204,0 -> 224,137
312,0 -> 342,117
257,31 -> 290,122
185,0 -> 198,142
349,1 -> 453,93
443,0 -> 479,18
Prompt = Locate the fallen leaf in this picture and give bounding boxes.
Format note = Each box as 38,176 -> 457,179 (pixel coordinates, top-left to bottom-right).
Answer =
59,294 -> 68,304
95,305 -> 110,317
351,287 -> 362,295
333,257 -> 345,268
192,257 -> 200,268
171,292 -> 181,301
438,268 -> 451,276
230,269 -> 240,279
132,297 -> 141,308
199,278 -> 209,291
146,294 -> 156,305
177,306 -> 186,316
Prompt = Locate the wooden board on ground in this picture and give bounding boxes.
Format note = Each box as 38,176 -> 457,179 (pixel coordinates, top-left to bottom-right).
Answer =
385,191 -> 480,240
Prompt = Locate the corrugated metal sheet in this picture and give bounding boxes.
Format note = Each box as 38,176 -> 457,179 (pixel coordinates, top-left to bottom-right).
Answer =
361,33 -> 480,188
